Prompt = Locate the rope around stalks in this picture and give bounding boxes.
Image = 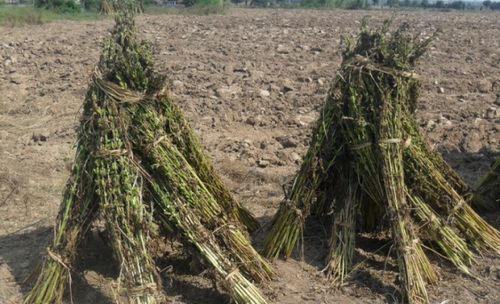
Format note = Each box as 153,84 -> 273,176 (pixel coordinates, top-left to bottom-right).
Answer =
91,68 -> 145,104
350,137 -> 412,151
91,68 -> 170,105
346,55 -> 421,80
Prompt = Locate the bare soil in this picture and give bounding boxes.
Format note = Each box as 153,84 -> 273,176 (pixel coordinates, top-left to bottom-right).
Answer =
0,8 -> 499,304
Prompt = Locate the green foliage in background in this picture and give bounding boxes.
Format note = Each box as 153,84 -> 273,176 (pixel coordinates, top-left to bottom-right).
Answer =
82,0 -> 101,11
0,7 -> 43,25
0,6 -> 100,26
34,0 -> 81,13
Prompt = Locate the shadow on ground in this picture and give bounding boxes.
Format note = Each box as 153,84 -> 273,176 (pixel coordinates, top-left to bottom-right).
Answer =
252,148 -> 499,302
0,222 -> 236,304
0,224 -> 114,303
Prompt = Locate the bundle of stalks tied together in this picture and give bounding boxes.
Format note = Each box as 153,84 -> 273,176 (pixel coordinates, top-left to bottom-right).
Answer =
25,12 -> 272,304
100,0 -> 144,15
264,20 -> 500,304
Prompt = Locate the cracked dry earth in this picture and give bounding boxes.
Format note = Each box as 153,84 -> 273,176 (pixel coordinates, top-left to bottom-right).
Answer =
0,8 -> 499,304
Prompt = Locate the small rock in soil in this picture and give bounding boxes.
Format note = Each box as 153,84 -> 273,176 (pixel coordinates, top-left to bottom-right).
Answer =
246,116 -> 260,126
268,84 -> 280,92
275,151 -> 289,165
259,89 -> 270,97
492,80 -> 500,93
10,74 -> 22,85
297,44 -> 310,51
438,115 -> 453,128
291,152 -> 302,163
276,44 -> 290,54
298,76 -> 313,83
276,136 -> 298,148
215,85 -> 240,98
282,85 -> 293,93
32,133 -> 48,142
257,159 -> 270,168
476,79 -> 492,93
172,80 -> 183,88
485,107 -> 498,119
461,131 -> 482,153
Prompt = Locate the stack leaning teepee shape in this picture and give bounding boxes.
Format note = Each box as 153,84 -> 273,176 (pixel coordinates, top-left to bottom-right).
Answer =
263,20 -> 500,304
25,10 -> 271,304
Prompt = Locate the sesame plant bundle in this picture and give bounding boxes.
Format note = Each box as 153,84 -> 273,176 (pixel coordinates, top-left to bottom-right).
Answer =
100,0 -> 114,14
263,20 -> 500,304
25,11 -> 270,304
100,0 -> 144,15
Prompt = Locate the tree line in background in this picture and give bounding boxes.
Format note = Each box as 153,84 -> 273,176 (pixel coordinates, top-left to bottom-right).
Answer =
33,0 -> 81,13
481,0 -> 500,10
3,0 -> 500,17
245,0 -> 500,10
27,0 -> 222,12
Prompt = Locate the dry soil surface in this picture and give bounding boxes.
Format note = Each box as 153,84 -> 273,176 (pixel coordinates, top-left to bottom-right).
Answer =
0,8 -> 499,304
